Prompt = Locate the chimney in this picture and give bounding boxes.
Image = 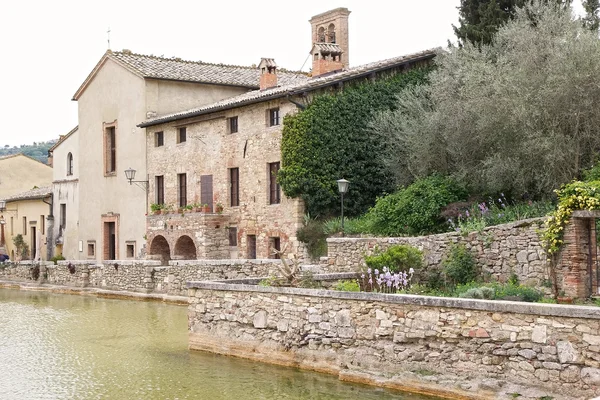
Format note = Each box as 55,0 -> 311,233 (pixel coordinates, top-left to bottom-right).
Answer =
258,58 -> 278,91
309,8 -> 351,77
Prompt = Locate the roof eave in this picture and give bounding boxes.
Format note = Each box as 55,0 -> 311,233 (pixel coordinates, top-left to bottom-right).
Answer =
138,51 -> 436,129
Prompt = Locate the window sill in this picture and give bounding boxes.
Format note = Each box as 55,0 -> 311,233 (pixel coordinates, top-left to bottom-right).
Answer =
104,172 -> 117,177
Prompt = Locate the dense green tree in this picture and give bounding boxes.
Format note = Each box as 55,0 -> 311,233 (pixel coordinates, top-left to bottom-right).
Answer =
453,0 -> 572,46
278,68 -> 431,218
582,0 -> 600,30
373,1 -> 600,199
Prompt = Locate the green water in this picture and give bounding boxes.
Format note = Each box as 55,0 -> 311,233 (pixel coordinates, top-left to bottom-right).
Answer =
0,288 -> 440,400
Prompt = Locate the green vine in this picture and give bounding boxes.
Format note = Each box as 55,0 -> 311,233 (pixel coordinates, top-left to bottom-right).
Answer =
279,66 -> 433,218
541,180 -> 600,255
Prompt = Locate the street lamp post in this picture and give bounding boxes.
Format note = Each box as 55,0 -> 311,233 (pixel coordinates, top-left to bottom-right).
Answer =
336,179 -> 350,237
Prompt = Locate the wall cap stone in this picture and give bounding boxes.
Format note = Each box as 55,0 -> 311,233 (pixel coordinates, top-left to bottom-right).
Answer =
187,281 -> 600,320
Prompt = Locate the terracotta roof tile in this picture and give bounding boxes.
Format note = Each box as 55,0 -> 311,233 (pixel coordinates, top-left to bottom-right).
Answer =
3,185 -> 52,203
139,48 -> 439,128
110,51 -> 308,88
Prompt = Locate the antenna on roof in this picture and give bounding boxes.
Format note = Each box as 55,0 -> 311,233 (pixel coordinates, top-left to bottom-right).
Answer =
299,52 -> 311,72
107,27 -> 111,50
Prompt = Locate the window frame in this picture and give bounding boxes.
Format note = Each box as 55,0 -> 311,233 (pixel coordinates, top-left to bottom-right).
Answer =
268,108 -> 280,127
155,175 -> 165,205
228,116 -> 239,134
155,131 -> 164,147
229,168 -> 239,207
177,173 -> 187,207
268,162 -> 281,204
104,123 -> 117,175
60,203 -> 66,229
66,152 -> 73,176
177,127 -> 187,144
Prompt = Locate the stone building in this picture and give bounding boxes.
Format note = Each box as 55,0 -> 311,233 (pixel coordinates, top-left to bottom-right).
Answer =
139,8 -> 436,262
47,127 -> 80,260
69,49 -> 307,262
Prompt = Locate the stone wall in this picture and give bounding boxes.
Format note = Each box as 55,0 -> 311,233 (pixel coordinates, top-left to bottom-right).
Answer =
323,218 -> 548,288
188,282 -> 600,400
0,259 -> 285,296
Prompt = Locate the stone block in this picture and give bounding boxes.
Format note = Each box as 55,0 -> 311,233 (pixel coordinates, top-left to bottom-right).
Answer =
581,367 -> 600,385
560,366 -> 581,383
253,310 -> 267,329
557,341 -> 582,364
531,325 -> 547,344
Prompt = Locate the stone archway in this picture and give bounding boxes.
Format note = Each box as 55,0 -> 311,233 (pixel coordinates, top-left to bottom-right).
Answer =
149,235 -> 171,265
174,235 -> 197,260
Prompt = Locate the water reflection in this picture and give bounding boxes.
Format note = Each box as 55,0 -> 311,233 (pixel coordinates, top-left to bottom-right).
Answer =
0,288 -> 438,400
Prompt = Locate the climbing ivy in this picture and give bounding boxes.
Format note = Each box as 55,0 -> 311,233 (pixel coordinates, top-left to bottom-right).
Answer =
279,67 -> 433,218
541,180 -> 600,255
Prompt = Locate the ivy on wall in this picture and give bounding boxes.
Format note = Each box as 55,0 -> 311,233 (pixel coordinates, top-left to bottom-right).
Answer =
278,67 -> 433,218
541,180 -> 600,255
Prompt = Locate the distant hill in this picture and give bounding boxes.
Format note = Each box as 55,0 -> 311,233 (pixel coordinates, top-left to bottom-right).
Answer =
0,140 -> 56,165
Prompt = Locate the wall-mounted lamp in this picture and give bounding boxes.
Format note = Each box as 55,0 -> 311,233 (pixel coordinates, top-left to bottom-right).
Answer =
124,167 -> 149,192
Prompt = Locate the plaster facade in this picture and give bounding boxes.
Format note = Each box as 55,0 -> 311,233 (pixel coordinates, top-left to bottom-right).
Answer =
49,127 -> 80,260
74,54 -> 252,262
3,196 -> 51,261
0,154 -> 52,199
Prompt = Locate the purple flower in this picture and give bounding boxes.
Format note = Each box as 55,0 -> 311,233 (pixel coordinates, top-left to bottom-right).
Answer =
367,268 -> 371,274
374,269 -> 379,275
465,210 -> 470,218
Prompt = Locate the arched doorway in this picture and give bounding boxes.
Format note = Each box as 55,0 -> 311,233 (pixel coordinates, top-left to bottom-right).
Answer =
149,235 -> 171,265
174,235 -> 197,260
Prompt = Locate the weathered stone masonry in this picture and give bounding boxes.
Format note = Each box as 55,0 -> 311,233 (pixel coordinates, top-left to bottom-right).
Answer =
322,218 -> 549,289
188,282 -> 600,399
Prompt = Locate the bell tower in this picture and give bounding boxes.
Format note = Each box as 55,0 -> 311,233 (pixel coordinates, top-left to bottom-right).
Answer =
309,8 -> 350,77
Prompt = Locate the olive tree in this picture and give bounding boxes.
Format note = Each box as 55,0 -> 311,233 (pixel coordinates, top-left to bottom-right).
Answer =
373,0 -> 600,198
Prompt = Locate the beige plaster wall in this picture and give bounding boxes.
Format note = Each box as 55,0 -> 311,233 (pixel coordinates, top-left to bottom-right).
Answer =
145,80 -> 248,116
146,99 -> 305,259
52,129 -> 80,260
0,155 -> 52,199
77,58 -> 148,261
4,199 -> 49,261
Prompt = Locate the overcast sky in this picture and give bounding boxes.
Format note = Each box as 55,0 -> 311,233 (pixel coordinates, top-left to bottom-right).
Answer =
0,1 -> 585,147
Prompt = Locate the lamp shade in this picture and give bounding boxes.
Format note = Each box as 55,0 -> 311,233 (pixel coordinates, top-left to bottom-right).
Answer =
124,167 -> 136,182
336,179 -> 350,194
0,200 -> 5,211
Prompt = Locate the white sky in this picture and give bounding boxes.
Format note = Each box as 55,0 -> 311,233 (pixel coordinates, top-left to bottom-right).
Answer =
0,0 -> 585,147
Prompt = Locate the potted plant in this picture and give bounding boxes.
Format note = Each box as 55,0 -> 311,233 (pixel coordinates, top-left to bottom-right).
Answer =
202,203 -> 211,213
150,203 -> 164,215
192,202 -> 202,212
164,204 -> 175,214
216,202 -> 224,213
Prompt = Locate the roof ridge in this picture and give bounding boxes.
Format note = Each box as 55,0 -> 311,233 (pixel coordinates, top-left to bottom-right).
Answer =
112,51 -> 308,75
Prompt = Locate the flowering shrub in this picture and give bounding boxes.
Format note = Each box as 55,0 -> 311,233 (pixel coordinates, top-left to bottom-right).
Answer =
364,244 -> 423,274
541,181 -> 600,255
447,195 -> 554,234
361,266 -> 414,293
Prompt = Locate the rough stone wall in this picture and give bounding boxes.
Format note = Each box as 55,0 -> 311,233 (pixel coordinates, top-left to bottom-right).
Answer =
0,259 -> 283,296
188,283 -> 600,400
145,100 -> 305,261
147,213 -> 229,260
323,218 -> 548,288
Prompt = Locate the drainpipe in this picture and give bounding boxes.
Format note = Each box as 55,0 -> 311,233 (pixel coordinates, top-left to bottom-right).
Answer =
43,193 -> 54,261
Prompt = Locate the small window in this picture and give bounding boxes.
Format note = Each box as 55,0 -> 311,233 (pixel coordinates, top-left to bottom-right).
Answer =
22,217 -> 27,235
269,237 -> 281,259
155,175 -> 164,205
268,162 -> 281,204
247,235 -> 256,259
104,125 -> 116,174
228,116 -> 238,134
126,242 -> 136,258
177,127 -> 187,143
229,168 -> 239,207
268,108 -> 280,127
178,173 -> 187,207
155,131 -> 164,147
87,241 -> 96,258
60,204 -> 66,229
40,215 -> 45,235
67,152 -> 73,176
228,227 -> 238,246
